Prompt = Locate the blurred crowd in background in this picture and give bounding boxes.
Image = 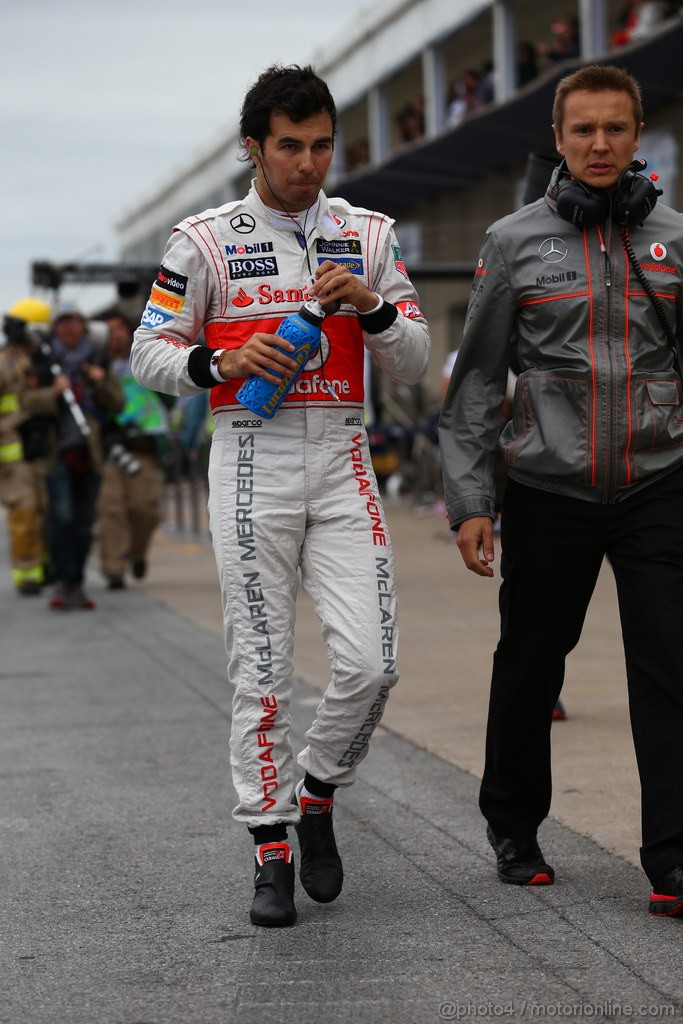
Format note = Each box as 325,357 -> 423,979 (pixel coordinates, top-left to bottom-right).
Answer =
0,297 -> 213,610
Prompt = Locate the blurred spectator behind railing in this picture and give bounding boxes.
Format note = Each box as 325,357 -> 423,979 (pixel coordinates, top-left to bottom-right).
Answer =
345,137 -> 370,171
517,41 -> 540,87
446,69 -> 484,127
537,15 -> 580,68
397,96 -> 425,143
612,0 -> 677,46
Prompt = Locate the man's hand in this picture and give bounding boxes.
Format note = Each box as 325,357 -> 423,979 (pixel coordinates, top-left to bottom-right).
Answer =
53,374 -> 71,396
215,333 -> 298,384
310,259 -> 379,313
82,363 -> 106,385
456,516 -> 496,577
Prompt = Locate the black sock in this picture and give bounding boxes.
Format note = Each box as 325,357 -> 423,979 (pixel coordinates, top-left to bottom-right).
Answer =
303,773 -> 337,799
249,824 -> 288,845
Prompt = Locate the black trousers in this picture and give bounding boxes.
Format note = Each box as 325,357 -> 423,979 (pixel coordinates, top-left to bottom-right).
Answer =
479,466 -> 683,882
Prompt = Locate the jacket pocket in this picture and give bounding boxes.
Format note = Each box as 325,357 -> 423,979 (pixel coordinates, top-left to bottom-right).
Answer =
502,372 -> 591,485
632,374 -> 683,452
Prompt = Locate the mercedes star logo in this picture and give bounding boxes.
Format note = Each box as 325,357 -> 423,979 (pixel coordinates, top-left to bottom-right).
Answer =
230,213 -> 256,234
539,237 -> 568,263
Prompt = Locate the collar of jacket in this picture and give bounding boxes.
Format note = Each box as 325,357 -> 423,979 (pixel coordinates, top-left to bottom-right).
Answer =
544,160 -> 569,216
246,180 -> 343,241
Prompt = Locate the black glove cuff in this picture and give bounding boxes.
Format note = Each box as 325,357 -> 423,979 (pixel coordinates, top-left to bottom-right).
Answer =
187,346 -> 216,389
357,301 -> 398,335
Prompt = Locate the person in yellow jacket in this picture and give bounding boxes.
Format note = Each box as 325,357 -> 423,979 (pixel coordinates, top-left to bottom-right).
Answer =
0,298 -> 51,595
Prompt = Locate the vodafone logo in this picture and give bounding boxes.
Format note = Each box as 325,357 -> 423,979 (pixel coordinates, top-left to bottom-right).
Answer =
650,242 -> 667,261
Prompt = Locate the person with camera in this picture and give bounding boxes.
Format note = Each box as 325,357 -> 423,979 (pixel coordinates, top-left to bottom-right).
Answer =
131,64 -> 430,927
96,313 -> 169,590
439,65 -> 683,916
37,301 -> 124,610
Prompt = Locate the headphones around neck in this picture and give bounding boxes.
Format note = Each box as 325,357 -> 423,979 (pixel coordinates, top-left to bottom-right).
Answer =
553,159 -> 661,229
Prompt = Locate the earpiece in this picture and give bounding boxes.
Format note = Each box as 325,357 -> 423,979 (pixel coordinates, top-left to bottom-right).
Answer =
250,145 -> 260,157
611,160 -> 661,226
555,177 -> 610,228
553,159 -> 661,229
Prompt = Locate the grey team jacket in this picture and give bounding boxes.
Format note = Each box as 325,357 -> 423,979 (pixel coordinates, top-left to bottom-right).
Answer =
131,183 -> 430,410
439,191 -> 683,526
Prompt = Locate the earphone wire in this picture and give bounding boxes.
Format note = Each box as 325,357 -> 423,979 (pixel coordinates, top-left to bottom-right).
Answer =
253,147 -> 337,399
255,150 -> 316,279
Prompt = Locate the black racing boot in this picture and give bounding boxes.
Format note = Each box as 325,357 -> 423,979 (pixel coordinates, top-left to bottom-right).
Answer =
487,826 -> 555,886
250,842 -> 297,927
294,782 -> 343,903
649,865 -> 683,918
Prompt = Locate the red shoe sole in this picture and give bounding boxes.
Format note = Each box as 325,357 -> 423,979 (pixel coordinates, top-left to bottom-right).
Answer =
649,893 -> 683,917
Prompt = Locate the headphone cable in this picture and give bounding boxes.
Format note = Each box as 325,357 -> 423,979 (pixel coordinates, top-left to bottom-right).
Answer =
620,225 -> 681,374
256,153 -> 339,400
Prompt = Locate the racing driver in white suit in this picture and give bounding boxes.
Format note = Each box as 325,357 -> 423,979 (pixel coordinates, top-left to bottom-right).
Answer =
131,64 -> 430,927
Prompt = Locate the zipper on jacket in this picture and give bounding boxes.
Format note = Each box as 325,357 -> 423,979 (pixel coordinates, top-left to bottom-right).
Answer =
598,223 -> 620,503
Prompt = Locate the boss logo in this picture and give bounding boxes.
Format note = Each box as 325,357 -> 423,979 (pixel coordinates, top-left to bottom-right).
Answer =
226,257 -> 279,279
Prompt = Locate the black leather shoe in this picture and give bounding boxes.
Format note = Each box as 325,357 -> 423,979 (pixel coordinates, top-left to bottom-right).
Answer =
649,865 -> 683,917
250,843 -> 297,927
294,788 -> 343,903
132,559 -> 147,580
487,826 -> 555,886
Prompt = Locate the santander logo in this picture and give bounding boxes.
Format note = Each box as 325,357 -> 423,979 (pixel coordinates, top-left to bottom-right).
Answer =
650,242 -> 667,261
232,288 -> 254,307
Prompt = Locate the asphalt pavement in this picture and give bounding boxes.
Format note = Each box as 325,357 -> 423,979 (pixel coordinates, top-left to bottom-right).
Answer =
2,508 -> 682,1024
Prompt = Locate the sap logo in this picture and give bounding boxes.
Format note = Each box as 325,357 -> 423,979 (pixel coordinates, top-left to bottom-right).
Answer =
225,241 -> 274,256
226,257 -> 279,280
317,256 -> 364,275
141,305 -> 174,329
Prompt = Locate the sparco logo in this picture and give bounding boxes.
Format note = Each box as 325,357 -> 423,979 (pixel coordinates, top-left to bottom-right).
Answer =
536,270 -> 577,286
539,237 -> 568,263
230,213 -> 256,234
231,419 -> 263,428
227,257 -> 279,280
345,417 -> 363,426
225,241 -> 274,256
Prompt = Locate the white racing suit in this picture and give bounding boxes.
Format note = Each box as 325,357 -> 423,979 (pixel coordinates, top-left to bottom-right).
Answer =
132,183 -> 430,826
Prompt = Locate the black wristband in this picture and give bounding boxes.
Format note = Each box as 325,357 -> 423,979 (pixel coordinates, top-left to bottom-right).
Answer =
187,345 -> 217,389
357,301 -> 398,335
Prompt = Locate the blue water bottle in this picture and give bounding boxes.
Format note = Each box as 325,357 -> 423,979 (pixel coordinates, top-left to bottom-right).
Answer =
236,299 -> 326,418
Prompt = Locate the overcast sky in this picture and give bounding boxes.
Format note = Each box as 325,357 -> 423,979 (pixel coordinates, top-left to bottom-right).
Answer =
1,0 -> 372,320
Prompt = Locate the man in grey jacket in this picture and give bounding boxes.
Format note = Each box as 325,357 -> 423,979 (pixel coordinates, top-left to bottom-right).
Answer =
440,64 -> 683,917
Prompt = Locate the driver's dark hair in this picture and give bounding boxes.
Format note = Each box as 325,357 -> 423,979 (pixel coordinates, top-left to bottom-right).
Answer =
239,64 -> 336,160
